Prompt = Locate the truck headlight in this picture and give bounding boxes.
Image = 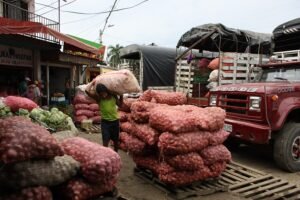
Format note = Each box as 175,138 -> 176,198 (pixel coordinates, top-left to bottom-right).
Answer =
210,95 -> 217,106
249,96 -> 261,111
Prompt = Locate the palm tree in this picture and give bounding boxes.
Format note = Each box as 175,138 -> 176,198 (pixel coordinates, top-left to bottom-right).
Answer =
107,44 -> 123,69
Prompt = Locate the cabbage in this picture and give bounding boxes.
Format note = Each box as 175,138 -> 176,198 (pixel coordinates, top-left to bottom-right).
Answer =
30,108 -> 43,118
29,107 -> 70,131
17,108 -> 29,118
0,109 -> 6,117
51,107 -> 59,113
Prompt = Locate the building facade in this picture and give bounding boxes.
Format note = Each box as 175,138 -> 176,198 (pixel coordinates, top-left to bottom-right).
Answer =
0,0 -> 103,105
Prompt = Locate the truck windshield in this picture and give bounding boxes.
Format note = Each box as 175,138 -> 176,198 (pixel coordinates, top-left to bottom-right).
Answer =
260,67 -> 300,82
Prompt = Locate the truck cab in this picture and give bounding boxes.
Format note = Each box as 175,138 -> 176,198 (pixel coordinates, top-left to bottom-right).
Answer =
209,50 -> 300,172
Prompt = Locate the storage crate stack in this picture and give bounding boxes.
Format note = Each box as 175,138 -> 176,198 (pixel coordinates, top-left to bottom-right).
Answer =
119,90 -> 231,186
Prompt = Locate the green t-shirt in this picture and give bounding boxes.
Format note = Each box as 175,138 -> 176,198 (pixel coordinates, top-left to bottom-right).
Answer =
99,96 -> 119,121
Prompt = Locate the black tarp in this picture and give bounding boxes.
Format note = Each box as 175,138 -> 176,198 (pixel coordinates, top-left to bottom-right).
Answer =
120,44 -> 176,90
273,18 -> 300,52
177,23 -> 272,54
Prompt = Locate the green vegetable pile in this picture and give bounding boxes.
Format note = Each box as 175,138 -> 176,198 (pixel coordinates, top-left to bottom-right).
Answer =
0,105 -> 13,118
0,98 -> 72,132
30,107 -> 71,132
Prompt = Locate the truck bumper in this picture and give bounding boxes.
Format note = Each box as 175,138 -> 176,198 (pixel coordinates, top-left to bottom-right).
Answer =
225,118 -> 271,144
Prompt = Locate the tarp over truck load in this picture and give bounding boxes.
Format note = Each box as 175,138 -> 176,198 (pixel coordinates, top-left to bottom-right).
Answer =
273,18 -> 300,52
177,23 -> 272,54
120,44 -> 176,90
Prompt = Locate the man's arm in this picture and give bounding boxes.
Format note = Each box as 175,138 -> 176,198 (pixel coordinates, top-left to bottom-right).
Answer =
85,83 -> 100,102
115,94 -> 123,107
85,89 -> 100,102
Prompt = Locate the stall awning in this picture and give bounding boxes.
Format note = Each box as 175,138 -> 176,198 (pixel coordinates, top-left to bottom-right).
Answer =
0,17 -> 99,55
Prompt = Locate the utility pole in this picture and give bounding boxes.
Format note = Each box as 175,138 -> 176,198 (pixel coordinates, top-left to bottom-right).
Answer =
58,0 -> 67,32
99,29 -> 103,44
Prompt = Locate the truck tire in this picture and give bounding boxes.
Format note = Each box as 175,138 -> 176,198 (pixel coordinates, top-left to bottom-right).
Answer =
273,122 -> 300,172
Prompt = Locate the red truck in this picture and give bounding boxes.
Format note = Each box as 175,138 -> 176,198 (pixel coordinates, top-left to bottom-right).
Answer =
209,50 -> 300,172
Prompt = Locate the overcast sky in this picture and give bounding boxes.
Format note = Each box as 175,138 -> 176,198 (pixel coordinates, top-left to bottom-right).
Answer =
36,0 -> 300,48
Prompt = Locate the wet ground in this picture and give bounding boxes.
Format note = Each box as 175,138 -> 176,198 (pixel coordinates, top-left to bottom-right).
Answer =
79,133 -> 300,200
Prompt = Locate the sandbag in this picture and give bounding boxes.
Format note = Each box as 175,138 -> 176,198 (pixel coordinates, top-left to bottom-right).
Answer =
0,116 -> 64,164
74,104 -> 90,110
208,69 -> 219,82
4,96 -> 38,112
149,105 -> 225,133
62,137 -> 121,183
158,131 -> 210,155
209,161 -> 228,177
121,122 -> 159,146
75,109 -> 95,118
0,155 -> 80,190
118,111 -> 128,122
158,163 -> 212,186
120,122 -> 135,133
130,101 -> 158,123
131,122 -> 159,145
119,98 -> 137,112
89,103 -> 100,111
209,130 -> 230,145
87,69 -> 141,95
140,90 -> 187,105
74,94 -> 96,104
200,145 -> 232,165
119,132 -> 146,155
151,90 -> 187,105
138,89 -> 152,102
166,152 -> 204,171
132,155 -> 160,175
61,178 -> 115,200
0,186 -> 52,200
208,58 -> 220,70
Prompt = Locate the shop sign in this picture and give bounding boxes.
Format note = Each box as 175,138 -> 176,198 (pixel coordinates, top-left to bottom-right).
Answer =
0,44 -> 33,67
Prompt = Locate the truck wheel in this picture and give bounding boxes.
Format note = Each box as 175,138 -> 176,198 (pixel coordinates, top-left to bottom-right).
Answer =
273,122 -> 300,172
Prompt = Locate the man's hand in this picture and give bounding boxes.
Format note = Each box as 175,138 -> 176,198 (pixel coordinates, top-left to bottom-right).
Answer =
116,95 -> 123,107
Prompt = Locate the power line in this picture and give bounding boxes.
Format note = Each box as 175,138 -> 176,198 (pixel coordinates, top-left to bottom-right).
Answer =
39,0 -> 77,16
61,0 -> 149,25
36,1 -> 58,12
37,0 -> 149,15
102,0 -> 118,35
67,0 -> 149,15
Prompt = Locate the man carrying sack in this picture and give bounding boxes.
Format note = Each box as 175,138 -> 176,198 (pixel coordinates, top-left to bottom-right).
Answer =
85,69 -> 141,152
86,83 -> 123,152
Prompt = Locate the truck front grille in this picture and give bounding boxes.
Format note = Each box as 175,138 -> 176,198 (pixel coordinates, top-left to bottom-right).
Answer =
218,94 -> 248,115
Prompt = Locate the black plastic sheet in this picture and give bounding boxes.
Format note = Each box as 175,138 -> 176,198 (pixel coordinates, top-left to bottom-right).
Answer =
120,44 -> 176,90
273,18 -> 300,52
177,23 -> 271,54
